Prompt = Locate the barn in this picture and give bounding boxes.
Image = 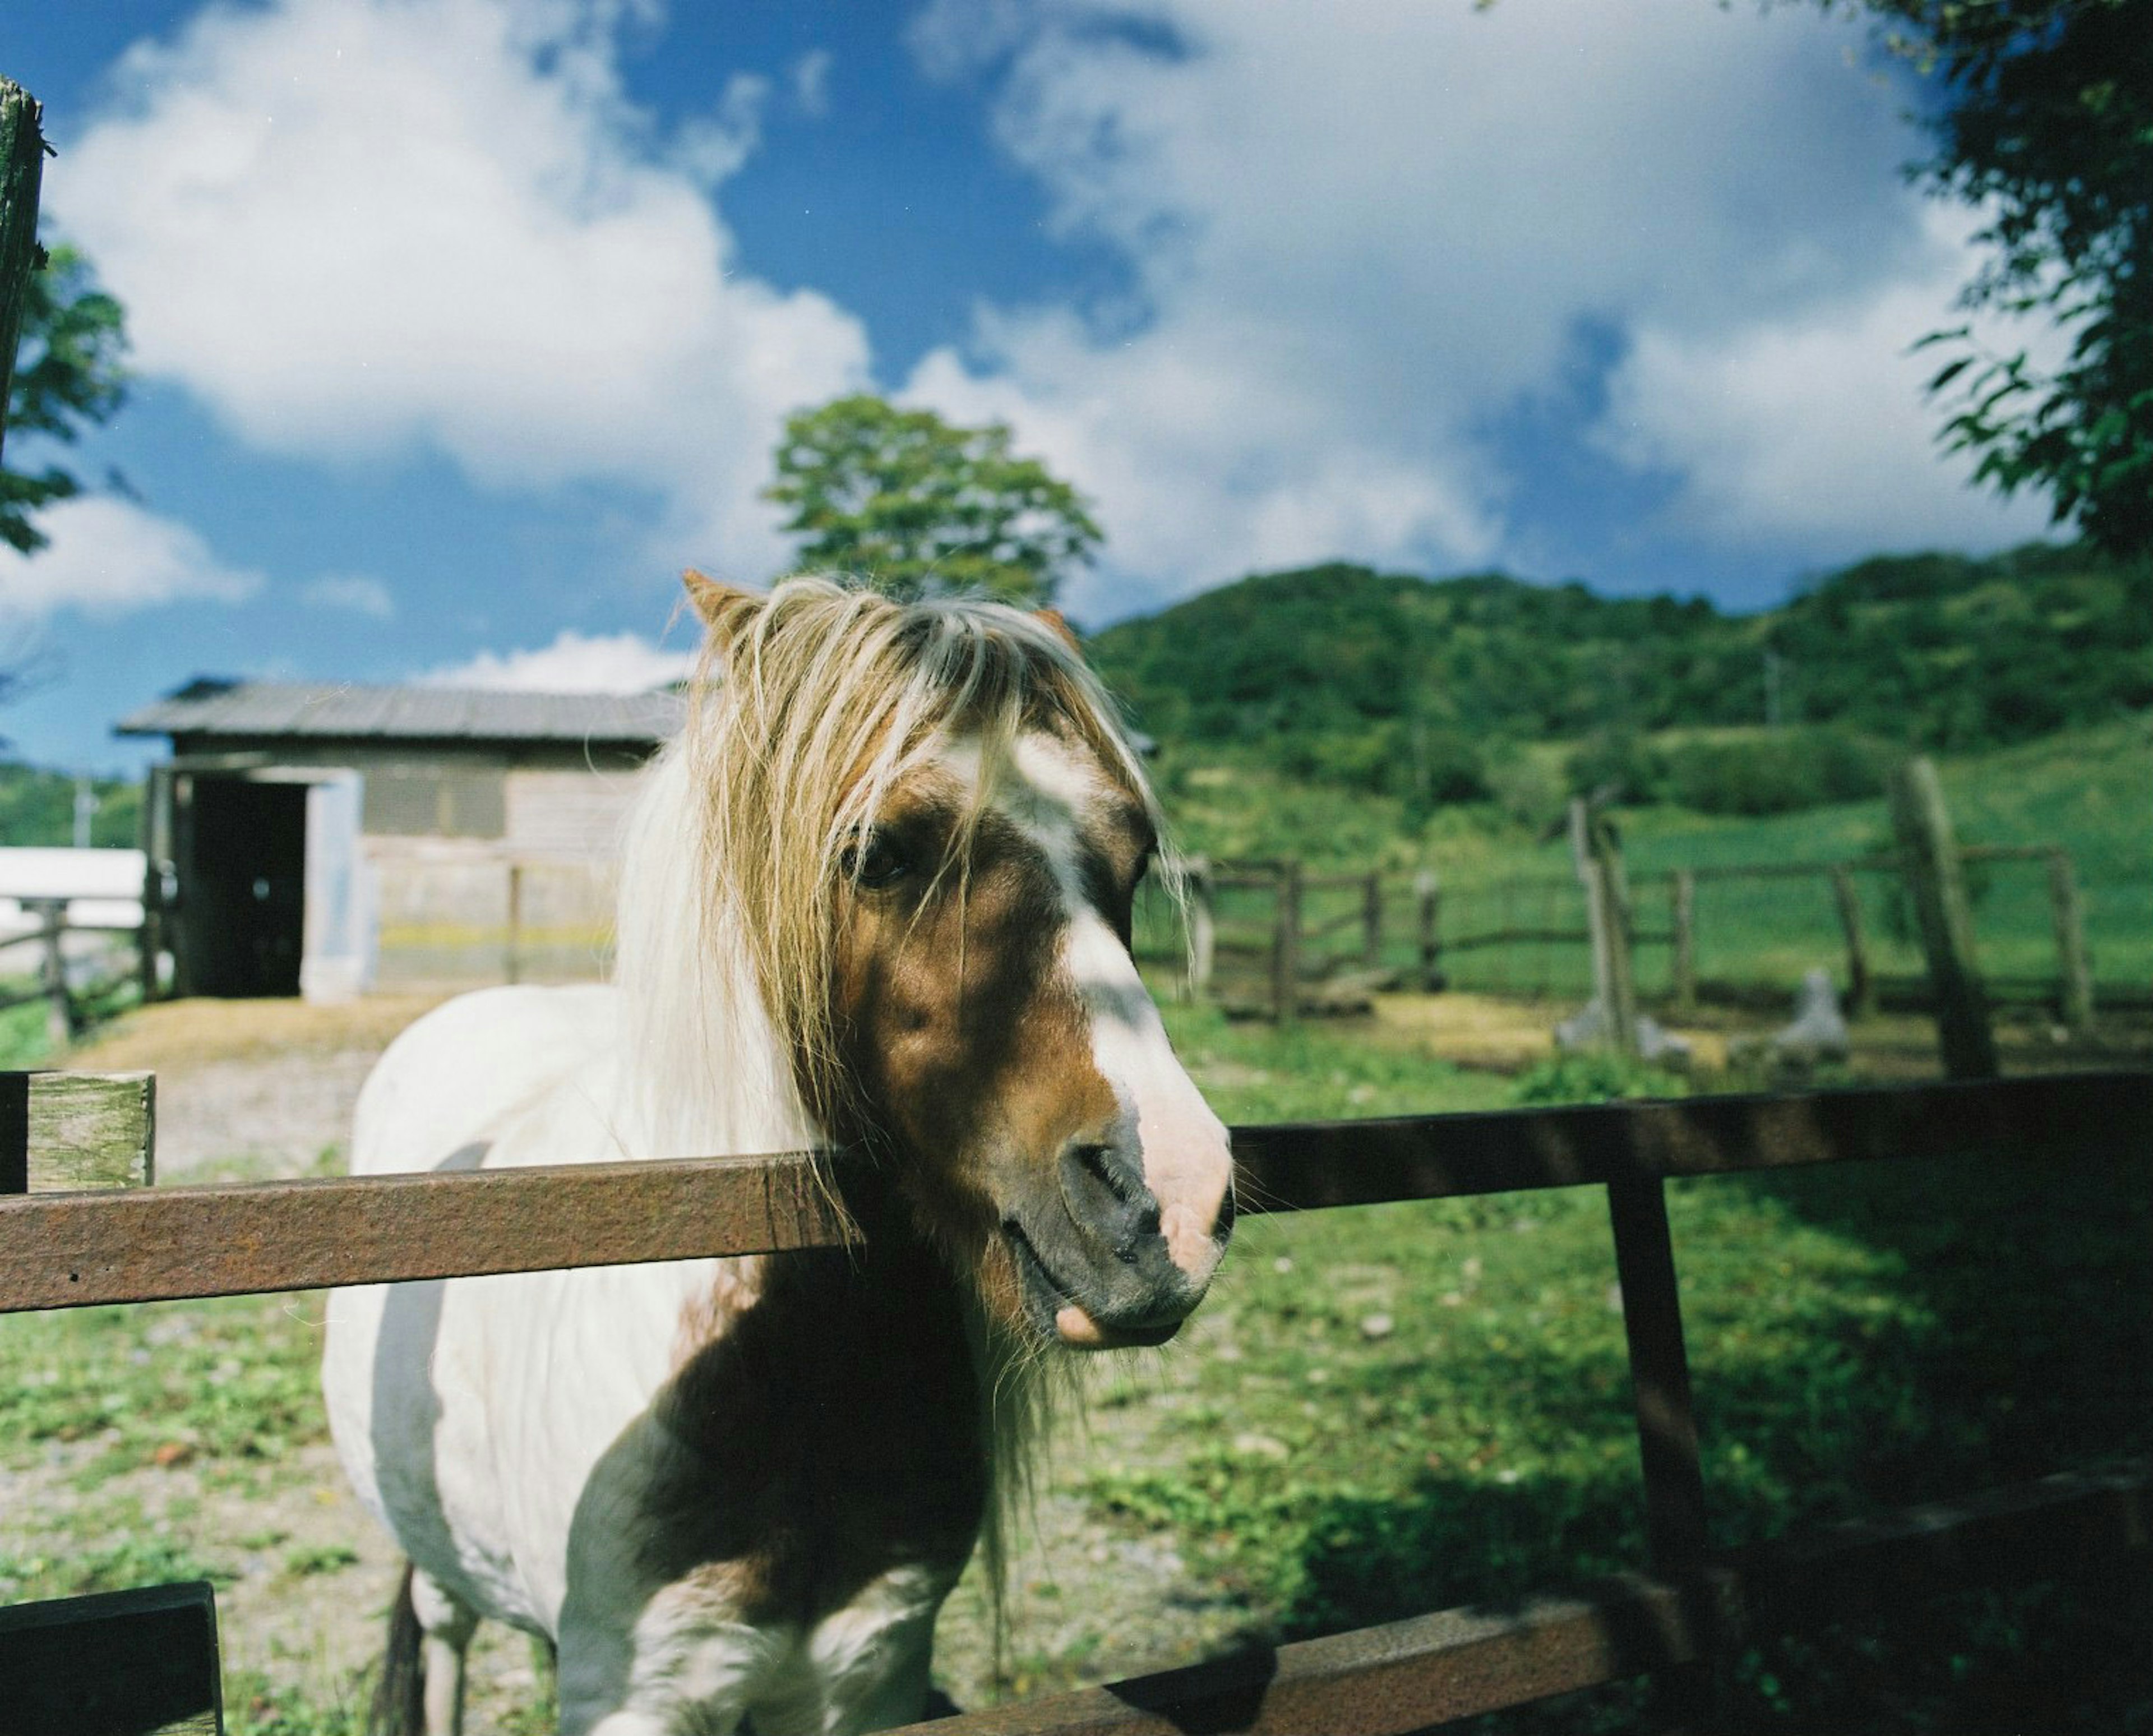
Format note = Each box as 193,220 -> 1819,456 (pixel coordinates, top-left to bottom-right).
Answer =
118,679 -> 682,1000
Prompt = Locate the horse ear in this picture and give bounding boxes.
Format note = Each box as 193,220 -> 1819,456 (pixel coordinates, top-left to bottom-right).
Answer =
682,570 -> 759,648
1034,609 -> 1082,654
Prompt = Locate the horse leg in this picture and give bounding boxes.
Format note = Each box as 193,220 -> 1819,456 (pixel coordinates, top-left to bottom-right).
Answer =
409,1567 -> 480,1736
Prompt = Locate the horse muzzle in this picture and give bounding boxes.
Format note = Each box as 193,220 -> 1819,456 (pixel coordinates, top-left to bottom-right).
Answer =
1002,1130 -> 1236,1350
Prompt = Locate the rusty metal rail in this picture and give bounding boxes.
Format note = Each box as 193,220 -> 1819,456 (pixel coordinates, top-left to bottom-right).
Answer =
5,1072 -> 2142,1314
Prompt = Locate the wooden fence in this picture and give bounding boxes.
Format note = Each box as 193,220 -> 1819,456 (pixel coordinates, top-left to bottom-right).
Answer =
1162,837 -> 2109,1031
0,902 -> 145,1050
2,1065 -> 2146,1731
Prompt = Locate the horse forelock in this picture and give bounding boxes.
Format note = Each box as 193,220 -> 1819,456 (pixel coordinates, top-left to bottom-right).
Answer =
650,578 -> 1166,1138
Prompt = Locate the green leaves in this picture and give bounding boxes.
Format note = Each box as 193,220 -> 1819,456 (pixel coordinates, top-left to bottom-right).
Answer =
3,241 -> 129,556
762,393 -> 1101,607
1859,0 -> 2153,554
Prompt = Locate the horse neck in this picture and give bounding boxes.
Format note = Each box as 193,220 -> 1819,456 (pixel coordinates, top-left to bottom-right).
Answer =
612,745 -> 817,1161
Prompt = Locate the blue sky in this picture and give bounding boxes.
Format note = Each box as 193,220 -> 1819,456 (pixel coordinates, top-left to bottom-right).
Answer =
2,0 -> 2059,773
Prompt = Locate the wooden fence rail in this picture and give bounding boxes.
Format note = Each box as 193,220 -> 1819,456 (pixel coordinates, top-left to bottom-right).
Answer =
3,1066 -> 2147,1732
1170,828 -> 2110,1040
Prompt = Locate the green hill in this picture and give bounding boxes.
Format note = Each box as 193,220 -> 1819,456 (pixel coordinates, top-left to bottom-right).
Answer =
1087,543 -> 2153,814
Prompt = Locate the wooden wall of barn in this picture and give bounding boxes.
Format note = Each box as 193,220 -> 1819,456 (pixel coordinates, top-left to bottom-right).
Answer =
164,737 -> 653,990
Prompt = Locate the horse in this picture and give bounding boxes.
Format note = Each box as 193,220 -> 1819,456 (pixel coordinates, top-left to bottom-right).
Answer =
320,574 -> 1237,1736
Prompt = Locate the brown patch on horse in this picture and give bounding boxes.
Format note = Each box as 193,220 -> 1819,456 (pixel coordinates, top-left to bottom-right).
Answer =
671,1257 -> 768,1374
825,774 -> 1116,1264
640,1234 -> 987,1628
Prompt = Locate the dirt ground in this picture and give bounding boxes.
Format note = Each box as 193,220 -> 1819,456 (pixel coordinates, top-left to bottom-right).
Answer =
1362,987 -> 2151,1082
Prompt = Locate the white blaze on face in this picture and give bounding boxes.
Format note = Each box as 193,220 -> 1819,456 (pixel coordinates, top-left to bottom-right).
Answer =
990,731 -> 1236,1290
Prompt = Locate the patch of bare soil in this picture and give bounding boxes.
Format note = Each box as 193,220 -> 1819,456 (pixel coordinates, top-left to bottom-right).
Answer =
72,996 -> 451,1183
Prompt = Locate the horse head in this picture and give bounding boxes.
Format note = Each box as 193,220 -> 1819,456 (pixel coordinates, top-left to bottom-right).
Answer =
680,572 -> 1235,1351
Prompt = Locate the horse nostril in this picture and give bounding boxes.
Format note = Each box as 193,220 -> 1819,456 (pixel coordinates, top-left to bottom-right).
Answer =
1062,1138 -> 1162,1250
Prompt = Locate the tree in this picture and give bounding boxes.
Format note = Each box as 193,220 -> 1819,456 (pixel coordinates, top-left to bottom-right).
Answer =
763,394 -> 1101,606
1847,0 -> 2153,555
3,240 -> 128,555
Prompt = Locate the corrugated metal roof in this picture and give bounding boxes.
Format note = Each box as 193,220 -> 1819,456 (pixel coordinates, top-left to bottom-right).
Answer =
116,680 -> 684,746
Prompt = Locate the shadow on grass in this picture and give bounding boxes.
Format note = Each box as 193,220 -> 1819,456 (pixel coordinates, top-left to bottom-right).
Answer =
1218,1142 -> 2153,1730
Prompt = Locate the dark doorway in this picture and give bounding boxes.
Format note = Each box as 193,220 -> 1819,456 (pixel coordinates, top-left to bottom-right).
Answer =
182,778 -> 307,996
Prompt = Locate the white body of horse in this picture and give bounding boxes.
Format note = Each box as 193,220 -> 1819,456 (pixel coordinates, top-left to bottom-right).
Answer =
323,987 -> 950,1734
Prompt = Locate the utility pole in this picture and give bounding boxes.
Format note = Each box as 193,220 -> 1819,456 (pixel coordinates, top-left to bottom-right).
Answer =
72,774 -> 98,849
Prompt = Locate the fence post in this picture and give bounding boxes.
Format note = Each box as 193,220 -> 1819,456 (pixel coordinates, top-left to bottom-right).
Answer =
1887,757 -> 1997,1079
1572,798 -> 1638,1055
1606,1172 -> 1718,1725
1413,868 -> 1443,992
1184,857 -> 1216,1003
1272,859 -> 1302,1025
1670,870 -> 1697,1015
2046,848 -> 2094,1036
0,82 -> 49,476
30,899 -> 73,1051
504,862 -> 524,986
1828,864 -> 1872,1018
1361,871 -> 1383,972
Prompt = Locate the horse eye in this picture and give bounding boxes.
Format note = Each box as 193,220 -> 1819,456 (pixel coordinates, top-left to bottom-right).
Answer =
846,832 -> 911,890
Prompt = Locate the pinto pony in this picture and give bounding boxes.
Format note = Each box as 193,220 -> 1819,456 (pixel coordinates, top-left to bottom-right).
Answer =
321,577 -> 1236,1736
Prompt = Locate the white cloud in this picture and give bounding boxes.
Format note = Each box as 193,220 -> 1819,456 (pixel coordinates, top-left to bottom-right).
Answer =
904,0 -> 2056,612
0,496 -> 263,618
792,49 -> 833,117
1595,205 -> 2058,553
55,0 -> 870,572
302,573 -> 395,617
421,628 -> 694,692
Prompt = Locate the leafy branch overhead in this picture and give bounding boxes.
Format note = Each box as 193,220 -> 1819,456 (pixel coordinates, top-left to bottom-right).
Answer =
3,242 -> 129,556
763,394 -> 1101,607
1852,0 -> 2153,555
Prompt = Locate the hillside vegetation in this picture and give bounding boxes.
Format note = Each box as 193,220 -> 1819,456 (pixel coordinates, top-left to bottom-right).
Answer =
0,763 -> 142,849
1088,542 -> 2152,822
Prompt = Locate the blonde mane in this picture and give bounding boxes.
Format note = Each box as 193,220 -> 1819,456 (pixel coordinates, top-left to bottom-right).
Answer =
612,575 -> 1167,1162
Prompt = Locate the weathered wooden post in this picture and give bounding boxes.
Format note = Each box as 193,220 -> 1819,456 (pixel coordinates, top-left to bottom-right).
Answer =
2046,847 -> 2094,1036
1828,864 -> 1872,1018
0,81 -> 48,475
1571,797 -> 1638,1055
1887,757 -> 1997,1079
1361,870 -> 1383,972
1184,856 -> 1215,1003
504,861 -> 525,986
1413,868 -> 1443,992
1271,858 -> 1302,1025
30,899 -> 73,1051
1670,869 -> 1697,1015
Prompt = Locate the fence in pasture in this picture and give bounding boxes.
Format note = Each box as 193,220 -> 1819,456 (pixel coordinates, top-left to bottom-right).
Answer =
3,1063 -> 2146,1731
0,901 -> 146,1051
1151,833 -> 2112,1032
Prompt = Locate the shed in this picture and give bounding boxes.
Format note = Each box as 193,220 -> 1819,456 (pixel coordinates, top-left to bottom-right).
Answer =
118,679 -> 682,1000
